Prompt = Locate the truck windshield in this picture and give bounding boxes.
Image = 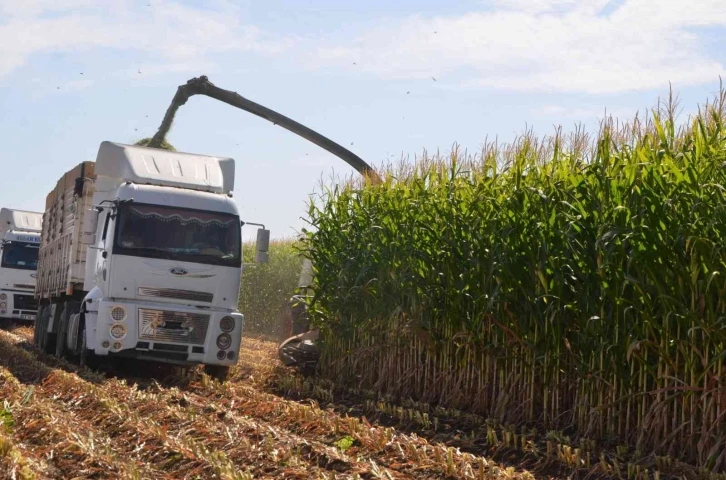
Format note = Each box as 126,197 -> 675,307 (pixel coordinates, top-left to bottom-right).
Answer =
114,203 -> 241,268
1,242 -> 39,271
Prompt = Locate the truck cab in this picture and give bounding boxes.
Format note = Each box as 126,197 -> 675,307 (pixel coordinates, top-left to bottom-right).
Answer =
34,142 -> 269,381
82,182 -> 247,372
0,209 -> 43,321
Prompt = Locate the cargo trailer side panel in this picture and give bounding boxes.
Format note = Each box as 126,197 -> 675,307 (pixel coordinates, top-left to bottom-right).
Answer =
36,162 -> 96,300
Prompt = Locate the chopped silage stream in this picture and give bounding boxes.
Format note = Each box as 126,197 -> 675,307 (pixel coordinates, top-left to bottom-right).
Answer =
0,326 -> 533,480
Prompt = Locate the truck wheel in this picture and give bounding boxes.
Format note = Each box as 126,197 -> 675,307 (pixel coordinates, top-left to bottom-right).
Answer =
79,325 -> 88,368
204,365 -> 229,382
55,306 -> 68,359
56,301 -> 80,359
33,305 -> 45,346
37,307 -> 55,354
43,329 -> 57,355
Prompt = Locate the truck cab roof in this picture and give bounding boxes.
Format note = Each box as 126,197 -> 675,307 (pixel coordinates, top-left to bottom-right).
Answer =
0,208 -> 43,239
95,141 -> 235,195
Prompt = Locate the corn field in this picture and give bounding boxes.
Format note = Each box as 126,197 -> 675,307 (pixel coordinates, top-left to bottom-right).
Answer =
301,91 -> 726,473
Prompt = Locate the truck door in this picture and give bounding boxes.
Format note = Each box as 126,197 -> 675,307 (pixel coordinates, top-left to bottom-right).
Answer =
95,211 -> 111,286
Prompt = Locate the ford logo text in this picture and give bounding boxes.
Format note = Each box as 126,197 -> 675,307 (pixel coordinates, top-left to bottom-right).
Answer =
170,267 -> 188,276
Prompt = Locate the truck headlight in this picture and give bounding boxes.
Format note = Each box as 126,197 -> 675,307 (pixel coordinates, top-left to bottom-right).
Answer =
216,333 -> 231,350
110,305 -> 127,322
110,324 -> 127,339
0,302 -> 6,309
220,316 -> 235,332
0,293 -> 6,300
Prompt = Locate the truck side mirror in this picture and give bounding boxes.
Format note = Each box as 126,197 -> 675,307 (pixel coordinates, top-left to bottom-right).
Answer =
80,208 -> 99,245
255,228 -> 270,263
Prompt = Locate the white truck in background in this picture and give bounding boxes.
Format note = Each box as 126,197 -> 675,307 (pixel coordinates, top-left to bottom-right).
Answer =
33,141 -> 269,381
0,208 -> 43,322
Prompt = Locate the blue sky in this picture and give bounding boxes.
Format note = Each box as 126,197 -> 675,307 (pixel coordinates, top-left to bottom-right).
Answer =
1,0 -> 725,240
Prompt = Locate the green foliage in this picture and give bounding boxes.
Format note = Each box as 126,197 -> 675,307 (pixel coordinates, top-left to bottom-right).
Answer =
302,90 -> 726,471
0,402 -> 14,432
133,137 -> 177,151
333,435 -> 355,452
239,239 -> 305,338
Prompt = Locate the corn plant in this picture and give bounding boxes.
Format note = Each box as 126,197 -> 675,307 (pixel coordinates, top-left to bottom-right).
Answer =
301,89 -> 726,472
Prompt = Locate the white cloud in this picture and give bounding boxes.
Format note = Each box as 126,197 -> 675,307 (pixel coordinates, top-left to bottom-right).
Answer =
311,0 -> 726,94
0,0 -> 290,78
0,0 -> 98,17
488,0 -> 611,15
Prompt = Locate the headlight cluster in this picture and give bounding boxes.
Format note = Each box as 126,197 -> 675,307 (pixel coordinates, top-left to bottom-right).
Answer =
110,306 -> 127,322
216,316 -> 237,361
0,293 -> 7,300
108,305 -> 127,348
216,333 -> 231,349
110,323 -> 127,340
220,316 -> 235,332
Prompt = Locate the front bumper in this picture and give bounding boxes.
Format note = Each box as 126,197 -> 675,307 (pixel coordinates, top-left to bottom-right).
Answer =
92,299 -> 244,366
0,290 -> 37,321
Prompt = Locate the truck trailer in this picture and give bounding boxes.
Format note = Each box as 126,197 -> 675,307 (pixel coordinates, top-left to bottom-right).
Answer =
0,208 -> 43,321
33,141 -> 269,380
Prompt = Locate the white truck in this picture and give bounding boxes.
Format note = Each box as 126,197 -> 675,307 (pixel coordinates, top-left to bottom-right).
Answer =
33,141 -> 269,380
0,208 -> 43,321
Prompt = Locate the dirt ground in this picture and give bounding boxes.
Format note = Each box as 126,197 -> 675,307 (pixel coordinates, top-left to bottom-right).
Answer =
0,322 -> 542,480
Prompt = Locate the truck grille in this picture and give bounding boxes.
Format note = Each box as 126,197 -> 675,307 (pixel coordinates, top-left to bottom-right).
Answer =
138,309 -> 209,345
13,294 -> 37,311
138,287 -> 213,303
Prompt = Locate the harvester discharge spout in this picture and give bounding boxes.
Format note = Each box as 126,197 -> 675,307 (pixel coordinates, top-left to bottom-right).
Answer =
148,75 -> 380,183
149,76 -> 379,372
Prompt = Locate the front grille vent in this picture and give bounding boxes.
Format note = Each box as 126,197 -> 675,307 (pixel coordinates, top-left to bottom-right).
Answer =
138,287 -> 213,303
138,309 -> 209,345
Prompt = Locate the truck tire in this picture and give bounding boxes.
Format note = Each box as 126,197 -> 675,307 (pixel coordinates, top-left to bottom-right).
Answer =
56,301 -> 80,359
37,306 -> 55,354
33,305 -> 45,346
204,365 -> 229,382
55,306 -> 68,359
78,322 -> 88,368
